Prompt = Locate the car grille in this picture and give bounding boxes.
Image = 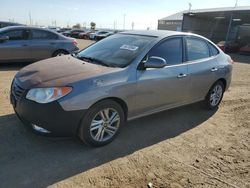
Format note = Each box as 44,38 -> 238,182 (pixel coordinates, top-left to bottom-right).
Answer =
12,80 -> 25,101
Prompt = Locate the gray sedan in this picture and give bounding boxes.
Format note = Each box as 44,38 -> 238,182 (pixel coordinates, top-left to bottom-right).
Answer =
0,26 -> 79,63
11,30 -> 233,147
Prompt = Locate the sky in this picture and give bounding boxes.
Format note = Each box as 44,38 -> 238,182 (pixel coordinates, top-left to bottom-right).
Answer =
1,0 -> 250,30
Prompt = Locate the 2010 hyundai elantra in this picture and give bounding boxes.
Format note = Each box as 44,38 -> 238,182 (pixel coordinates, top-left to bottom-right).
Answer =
11,30 -> 233,147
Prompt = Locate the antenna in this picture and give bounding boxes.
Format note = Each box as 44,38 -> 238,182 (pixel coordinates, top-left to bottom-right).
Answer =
29,11 -> 32,26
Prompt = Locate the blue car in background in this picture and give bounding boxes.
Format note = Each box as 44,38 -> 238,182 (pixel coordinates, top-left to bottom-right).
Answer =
0,26 -> 79,63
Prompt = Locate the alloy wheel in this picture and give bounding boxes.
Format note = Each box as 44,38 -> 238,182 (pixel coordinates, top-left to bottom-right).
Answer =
210,85 -> 223,106
90,108 -> 120,142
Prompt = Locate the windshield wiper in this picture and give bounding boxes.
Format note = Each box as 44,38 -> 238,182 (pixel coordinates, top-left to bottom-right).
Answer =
76,55 -> 113,67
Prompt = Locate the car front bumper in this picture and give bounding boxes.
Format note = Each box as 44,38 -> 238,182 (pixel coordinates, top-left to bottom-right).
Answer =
11,92 -> 85,137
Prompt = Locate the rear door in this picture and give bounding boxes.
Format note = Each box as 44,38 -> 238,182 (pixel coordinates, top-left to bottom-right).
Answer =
0,29 -> 31,62
136,37 -> 189,115
29,29 -> 59,60
185,36 -> 220,102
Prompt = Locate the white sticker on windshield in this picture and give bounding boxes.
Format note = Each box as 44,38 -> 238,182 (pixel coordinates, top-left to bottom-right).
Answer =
120,44 -> 139,51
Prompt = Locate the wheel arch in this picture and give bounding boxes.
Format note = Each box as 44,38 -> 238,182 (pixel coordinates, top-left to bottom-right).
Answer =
52,49 -> 69,57
76,96 -> 128,139
94,97 -> 128,121
216,78 -> 227,90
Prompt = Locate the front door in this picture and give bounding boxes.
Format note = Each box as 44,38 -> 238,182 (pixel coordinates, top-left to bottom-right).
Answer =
0,29 -> 31,62
135,37 -> 189,115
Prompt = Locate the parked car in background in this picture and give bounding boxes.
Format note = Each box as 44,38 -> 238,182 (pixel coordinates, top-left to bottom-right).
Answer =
48,27 -> 60,32
62,29 -> 85,38
0,21 -> 23,29
217,41 -> 240,53
11,30 -> 233,147
57,28 -> 71,33
95,31 -> 114,41
89,31 -> 110,40
0,26 -> 78,63
88,31 -> 109,40
239,44 -> 250,55
78,31 -> 92,39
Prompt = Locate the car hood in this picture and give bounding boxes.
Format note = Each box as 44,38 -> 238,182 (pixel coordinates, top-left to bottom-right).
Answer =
15,55 -> 119,89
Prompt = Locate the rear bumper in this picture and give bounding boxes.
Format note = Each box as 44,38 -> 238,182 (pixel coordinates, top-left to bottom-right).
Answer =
11,94 -> 85,137
69,46 -> 79,54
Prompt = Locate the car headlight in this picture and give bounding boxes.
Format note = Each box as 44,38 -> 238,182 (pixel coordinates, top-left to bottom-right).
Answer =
26,87 -> 72,103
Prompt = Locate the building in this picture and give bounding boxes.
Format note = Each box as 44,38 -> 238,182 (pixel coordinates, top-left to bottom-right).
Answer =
158,6 -> 250,44
158,11 -> 185,31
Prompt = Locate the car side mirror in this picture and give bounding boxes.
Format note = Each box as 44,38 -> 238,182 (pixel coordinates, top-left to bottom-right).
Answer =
144,56 -> 167,69
0,36 -> 9,42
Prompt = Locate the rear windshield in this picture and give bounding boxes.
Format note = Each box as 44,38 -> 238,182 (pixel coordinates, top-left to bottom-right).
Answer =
77,34 -> 155,68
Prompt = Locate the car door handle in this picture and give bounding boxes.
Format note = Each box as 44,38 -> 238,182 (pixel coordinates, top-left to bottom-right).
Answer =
211,67 -> 218,72
177,73 -> 187,78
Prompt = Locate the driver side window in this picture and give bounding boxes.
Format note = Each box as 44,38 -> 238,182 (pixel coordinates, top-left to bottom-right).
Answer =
1,29 -> 29,40
148,37 -> 183,65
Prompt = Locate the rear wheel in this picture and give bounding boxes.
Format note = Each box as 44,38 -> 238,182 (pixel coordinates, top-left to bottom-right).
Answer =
204,81 -> 225,110
52,50 -> 68,57
78,100 -> 125,147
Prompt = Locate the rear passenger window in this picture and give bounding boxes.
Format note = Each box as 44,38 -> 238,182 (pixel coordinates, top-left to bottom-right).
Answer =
186,38 -> 210,61
148,38 -> 183,65
31,30 -> 58,40
208,42 -> 219,56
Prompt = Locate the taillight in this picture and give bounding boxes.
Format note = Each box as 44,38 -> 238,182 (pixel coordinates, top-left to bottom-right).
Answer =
73,39 -> 77,46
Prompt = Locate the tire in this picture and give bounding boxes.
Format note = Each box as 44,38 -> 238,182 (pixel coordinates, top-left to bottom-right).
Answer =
52,50 -> 69,57
204,81 -> 225,110
78,100 -> 125,147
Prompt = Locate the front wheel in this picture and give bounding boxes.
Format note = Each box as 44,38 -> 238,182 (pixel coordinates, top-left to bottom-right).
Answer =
204,81 -> 225,110
78,100 -> 125,147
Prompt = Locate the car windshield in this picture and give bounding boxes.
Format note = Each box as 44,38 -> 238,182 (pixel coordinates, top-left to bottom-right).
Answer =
76,34 -> 155,68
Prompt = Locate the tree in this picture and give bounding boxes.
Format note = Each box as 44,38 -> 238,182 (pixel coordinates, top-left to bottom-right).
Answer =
72,23 -> 81,29
90,22 -> 96,30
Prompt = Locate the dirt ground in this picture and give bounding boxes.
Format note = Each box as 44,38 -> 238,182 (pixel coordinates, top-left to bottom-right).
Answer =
0,40 -> 249,188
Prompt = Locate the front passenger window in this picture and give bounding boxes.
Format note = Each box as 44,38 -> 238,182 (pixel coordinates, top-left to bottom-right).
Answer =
148,38 -> 183,65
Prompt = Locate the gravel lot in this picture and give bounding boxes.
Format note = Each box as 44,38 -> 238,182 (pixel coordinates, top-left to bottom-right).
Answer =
0,40 -> 249,188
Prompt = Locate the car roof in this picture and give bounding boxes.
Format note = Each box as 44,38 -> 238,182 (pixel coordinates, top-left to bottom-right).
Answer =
0,25 -> 70,39
0,25 -> 59,33
121,30 -> 203,38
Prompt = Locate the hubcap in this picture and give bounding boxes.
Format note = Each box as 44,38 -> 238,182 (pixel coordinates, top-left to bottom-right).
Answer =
90,108 -> 120,142
210,85 -> 223,106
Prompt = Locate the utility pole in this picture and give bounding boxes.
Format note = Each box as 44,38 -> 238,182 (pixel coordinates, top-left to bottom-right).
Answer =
132,22 -> 134,30
188,3 -> 192,12
29,12 -> 32,26
225,0 -> 238,51
123,14 -> 126,30
235,0 -> 238,7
